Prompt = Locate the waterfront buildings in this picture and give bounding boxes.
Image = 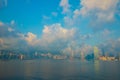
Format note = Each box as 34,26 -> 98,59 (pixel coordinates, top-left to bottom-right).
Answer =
80,51 -> 84,61
53,55 -> 67,60
94,46 -> 99,60
99,56 -> 116,61
0,50 -> 120,61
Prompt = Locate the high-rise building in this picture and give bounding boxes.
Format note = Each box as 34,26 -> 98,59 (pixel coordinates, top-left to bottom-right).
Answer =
94,46 -> 99,60
70,50 -> 74,60
101,48 -> 105,56
20,54 -> 24,60
80,51 -> 84,61
35,51 -> 38,56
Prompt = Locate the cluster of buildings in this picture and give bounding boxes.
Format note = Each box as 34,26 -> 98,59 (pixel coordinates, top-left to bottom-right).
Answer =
0,46 -> 120,61
93,46 -> 120,61
99,56 -> 116,61
0,50 -> 25,60
0,50 -> 67,60
35,52 -> 67,60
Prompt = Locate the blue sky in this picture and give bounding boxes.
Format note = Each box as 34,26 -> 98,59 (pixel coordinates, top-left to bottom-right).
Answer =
0,0 -> 60,34
0,0 -> 120,55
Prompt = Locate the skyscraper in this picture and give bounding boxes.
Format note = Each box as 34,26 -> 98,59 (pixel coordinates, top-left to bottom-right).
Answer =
94,46 -> 99,60
70,50 -> 74,60
80,51 -> 84,61
101,48 -> 105,56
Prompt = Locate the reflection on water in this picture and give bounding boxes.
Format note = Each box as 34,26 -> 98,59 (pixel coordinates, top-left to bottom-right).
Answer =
94,60 -> 100,74
0,59 -> 120,80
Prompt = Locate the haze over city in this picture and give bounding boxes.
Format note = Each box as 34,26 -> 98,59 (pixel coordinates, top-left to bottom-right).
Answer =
0,0 -> 120,59
0,0 -> 120,80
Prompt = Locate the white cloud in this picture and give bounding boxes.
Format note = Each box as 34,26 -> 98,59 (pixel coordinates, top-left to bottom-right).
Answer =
81,34 -> 93,40
60,0 -> 71,14
80,0 -> 118,14
34,23 -> 94,54
8,27 -> 15,32
74,0 -> 119,21
41,23 -> 76,44
73,9 -> 81,18
0,21 -> 77,52
25,32 -> 37,45
21,23 -> 77,53
23,23 -> 76,52
64,16 -> 74,26
0,21 -> 29,50
0,21 -> 20,38
102,29 -> 111,36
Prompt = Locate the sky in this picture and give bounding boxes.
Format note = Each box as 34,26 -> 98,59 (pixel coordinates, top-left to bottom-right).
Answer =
0,0 -> 120,56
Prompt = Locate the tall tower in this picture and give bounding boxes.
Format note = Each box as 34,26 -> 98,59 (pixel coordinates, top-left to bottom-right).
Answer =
80,51 -> 84,61
94,46 -> 99,60
102,48 -> 105,56
35,51 -> 38,56
70,50 -> 74,60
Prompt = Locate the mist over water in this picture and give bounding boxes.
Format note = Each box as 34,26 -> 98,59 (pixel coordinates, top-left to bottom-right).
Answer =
0,60 -> 120,80
0,0 -> 120,80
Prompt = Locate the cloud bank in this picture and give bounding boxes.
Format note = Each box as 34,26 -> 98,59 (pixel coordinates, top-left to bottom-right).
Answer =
0,0 -> 120,56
